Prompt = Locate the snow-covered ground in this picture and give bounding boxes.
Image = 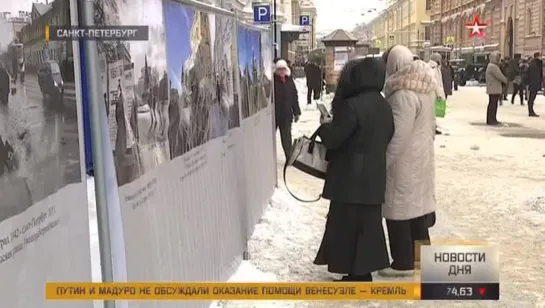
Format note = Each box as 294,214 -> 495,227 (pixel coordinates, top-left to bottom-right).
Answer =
89,79 -> 545,307
220,80 -> 545,307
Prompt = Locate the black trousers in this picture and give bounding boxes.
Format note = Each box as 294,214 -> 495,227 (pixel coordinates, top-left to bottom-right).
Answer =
486,94 -> 500,124
511,83 -> 525,104
528,88 -> 538,115
386,215 -> 431,270
276,120 -> 292,159
307,86 -> 321,105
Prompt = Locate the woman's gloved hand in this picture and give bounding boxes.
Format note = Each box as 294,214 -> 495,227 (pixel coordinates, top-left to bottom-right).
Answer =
320,115 -> 332,124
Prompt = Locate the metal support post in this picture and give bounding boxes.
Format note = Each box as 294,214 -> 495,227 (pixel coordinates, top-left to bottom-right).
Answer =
80,1 -> 115,308
273,0 -> 278,59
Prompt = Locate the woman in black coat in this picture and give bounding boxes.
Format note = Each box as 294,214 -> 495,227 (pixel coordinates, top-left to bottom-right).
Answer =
313,58 -> 395,282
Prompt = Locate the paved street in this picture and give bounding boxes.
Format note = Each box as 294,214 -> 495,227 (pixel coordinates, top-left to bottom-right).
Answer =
0,73 -> 81,222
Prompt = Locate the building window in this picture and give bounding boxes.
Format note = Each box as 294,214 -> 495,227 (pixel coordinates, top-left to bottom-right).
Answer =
527,9 -> 532,35
426,0 -> 431,10
424,26 -> 431,40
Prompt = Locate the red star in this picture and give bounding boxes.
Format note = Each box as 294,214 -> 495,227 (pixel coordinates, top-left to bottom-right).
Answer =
465,14 -> 488,38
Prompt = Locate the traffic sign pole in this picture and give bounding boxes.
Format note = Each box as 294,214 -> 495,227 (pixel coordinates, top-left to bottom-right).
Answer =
273,1 -> 278,59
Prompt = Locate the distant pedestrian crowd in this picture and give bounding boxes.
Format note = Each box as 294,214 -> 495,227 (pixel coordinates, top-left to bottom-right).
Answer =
488,52 -> 541,125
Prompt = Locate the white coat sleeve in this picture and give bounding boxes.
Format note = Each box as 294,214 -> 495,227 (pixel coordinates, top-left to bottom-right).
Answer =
387,91 -> 418,168
435,69 -> 445,99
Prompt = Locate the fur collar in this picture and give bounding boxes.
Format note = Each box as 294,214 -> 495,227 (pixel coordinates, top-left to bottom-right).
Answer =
384,60 -> 437,98
274,67 -> 291,77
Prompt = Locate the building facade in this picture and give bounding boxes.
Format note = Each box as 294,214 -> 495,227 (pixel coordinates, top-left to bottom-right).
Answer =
0,12 -> 30,51
20,1 -> 71,71
429,0 -> 543,59
369,0 -> 432,57
292,1 -> 317,65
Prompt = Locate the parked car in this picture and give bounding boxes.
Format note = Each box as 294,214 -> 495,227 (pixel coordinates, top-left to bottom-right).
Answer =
460,63 -> 487,85
37,60 -> 64,107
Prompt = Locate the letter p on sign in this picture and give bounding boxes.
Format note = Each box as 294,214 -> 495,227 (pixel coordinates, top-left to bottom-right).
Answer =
300,15 -> 310,25
253,5 -> 271,24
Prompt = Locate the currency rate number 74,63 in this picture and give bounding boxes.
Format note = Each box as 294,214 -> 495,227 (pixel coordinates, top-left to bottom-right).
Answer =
446,286 -> 473,297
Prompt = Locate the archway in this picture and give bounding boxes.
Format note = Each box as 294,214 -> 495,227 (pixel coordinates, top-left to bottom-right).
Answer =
504,17 -> 514,59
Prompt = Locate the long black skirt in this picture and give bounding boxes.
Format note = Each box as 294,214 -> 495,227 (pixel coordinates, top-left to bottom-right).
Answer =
314,202 -> 390,275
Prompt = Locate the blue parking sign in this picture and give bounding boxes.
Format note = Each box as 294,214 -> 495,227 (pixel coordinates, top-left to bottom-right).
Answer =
300,15 -> 310,25
254,5 -> 271,24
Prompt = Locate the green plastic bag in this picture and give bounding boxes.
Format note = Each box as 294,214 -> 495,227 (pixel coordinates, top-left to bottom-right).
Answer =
435,98 -> 447,118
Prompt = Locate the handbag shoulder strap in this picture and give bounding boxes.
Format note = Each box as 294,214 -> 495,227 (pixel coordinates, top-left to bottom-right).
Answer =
282,131 -> 322,203
283,159 -> 321,203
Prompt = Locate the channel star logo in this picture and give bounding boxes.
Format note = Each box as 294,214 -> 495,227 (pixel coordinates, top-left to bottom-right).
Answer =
465,14 -> 488,38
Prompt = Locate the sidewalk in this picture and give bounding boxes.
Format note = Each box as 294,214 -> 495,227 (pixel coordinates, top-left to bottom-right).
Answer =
221,82 -> 545,307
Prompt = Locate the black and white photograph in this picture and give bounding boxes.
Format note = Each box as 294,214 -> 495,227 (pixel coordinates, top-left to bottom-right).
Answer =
94,0 -> 170,186
0,0 -> 81,222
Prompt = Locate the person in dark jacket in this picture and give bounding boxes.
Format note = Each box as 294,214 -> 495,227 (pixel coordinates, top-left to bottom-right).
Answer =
441,60 -> 453,98
526,52 -> 542,117
304,61 -> 322,105
0,63 -> 10,104
313,58 -> 395,282
274,59 -> 301,160
511,58 -> 526,105
499,58 -> 509,102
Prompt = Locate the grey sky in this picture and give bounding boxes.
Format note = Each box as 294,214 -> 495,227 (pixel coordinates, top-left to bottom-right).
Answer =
4,0 -> 44,15
315,0 -> 385,33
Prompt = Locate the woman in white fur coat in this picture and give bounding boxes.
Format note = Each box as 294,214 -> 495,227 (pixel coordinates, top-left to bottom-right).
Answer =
429,53 -> 446,99
379,45 -> 437,277
429,52 -> 445,135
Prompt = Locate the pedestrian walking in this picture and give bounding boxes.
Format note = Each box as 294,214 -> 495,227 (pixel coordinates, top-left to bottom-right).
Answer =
522,59 -> 530,101
0,135 -> 7,176
499,58 -> 509,103
441,59 -> 453,99
314,57 -> 394,282
0,63 -> 10,105
379,45 -> 437,277
304,61 -> 322,105
485,51 -> 508,125
526,52 -> 542,117
429,53 -> 445,99
273,59 -> 301,160
511,58 -> 526,105
429,53 -> 445,135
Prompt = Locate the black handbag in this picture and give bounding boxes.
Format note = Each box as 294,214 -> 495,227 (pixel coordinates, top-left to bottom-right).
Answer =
283,127 -> 327,202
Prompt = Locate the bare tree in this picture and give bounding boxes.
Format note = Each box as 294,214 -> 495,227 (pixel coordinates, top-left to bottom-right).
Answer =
93,0 -> 126,61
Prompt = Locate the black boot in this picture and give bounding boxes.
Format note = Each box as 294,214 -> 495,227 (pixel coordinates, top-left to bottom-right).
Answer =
335,273 -> 373,282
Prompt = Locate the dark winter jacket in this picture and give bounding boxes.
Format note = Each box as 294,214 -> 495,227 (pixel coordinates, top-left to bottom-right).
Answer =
527,58 -> 543,90
520,63 -> 529,85
304,62 -> 322,89
441,65 -> 453,96
0,67 -> 9,98
507,59 -> 519,81
274,71 -> 301,124
319,58 -> 395,205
